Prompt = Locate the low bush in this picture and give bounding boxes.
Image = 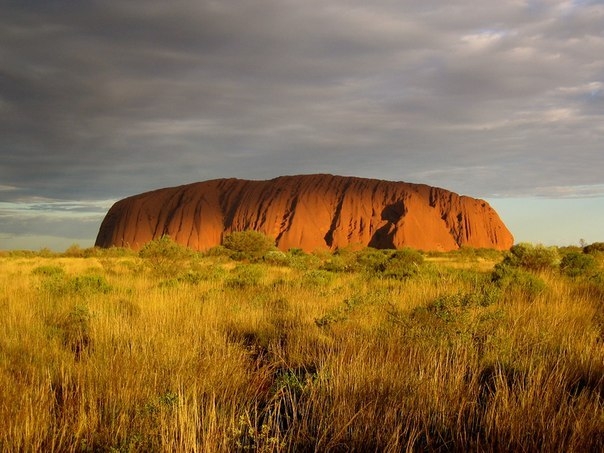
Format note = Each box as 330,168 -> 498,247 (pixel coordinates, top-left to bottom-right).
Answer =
63,244 -> 85,258
417,285 -> 501,324
560,252 -> 598,278
503,243 -> 558,272
354,248 -> 390,274
491,263 -> 546,299
320,254 -> 354,273
139,236 -> 193,277
287,251 -> 322,270
223,231 -> 275,260
226,264 -> 265,288
32,265 -> 65,277
69,275 -> 112,295
38,247 -> 57,258
381,248 -> 424,279
6,250 -> 38,257
263,250 -> 290,266
97,246 -> 137,258
345,248 -> 424,277
52,305 -> 93,360
42,274 -> 112,297
301,270 -> 335,287
584,242 -> 604,255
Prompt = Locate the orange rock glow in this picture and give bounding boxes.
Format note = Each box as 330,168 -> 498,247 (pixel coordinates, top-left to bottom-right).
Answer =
95,174 -> 513,252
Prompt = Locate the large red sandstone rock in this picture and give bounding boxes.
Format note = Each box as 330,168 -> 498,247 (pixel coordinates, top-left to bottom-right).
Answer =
95,174 -> 513,252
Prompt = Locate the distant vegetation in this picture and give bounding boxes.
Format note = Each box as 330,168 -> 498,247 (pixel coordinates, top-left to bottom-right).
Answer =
1,236 -> 603,451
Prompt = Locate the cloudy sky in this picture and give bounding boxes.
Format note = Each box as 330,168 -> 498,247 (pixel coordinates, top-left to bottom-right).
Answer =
1,0 -> 603,250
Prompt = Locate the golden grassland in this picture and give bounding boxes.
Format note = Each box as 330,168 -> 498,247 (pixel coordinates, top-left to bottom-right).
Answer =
0,244 -> 603,452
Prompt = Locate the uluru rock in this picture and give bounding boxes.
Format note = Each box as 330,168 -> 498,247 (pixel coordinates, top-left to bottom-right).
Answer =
95,174 -> 513,252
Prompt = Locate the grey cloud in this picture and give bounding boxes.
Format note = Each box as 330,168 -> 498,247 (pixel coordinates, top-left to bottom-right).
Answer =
1,0 -> 603,211
0,214 -> 102,243
0,198 -> 109,249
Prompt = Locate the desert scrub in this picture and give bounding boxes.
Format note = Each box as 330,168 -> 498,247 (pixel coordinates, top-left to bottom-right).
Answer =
491,263 -> 546,299
490,244 -> 558,300
286,250 -> 322,270
45,304 -> 93,360
503,242 -> 559,271
560,251 -> 598,278
32,264 -> 65,277
583,241 -> 604,255
138,235 -> 194,278
39,273 -> 112,297
320,254 -> 355,273
312,287 -> 390,333
262,250 -> 290,266
380,248 -> 424,279
226,264 -> 266,288
424,287 -> 501,322
451,246 -> 504,262
353,247 -> 390,273
301,269 -> 335,287
223,230 -> 276,260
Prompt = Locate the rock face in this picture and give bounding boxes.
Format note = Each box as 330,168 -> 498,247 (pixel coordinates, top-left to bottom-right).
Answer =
95,174 -> 513,252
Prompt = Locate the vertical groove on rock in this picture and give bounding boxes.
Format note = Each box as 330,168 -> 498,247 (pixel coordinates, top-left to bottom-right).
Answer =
324,178 -> 353,247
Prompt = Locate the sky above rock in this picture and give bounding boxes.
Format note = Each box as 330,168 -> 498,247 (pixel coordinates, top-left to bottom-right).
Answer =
1,0 -> 603,250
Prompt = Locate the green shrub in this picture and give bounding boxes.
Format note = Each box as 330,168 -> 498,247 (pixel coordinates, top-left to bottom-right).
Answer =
314,299 -> 354,328
83,247 -> 99,257
424,295 -> 464,323
97,246 -> 136,258
334,247 -> 424,277
32,265 -> 65,277
263,250 -> 290,266
558,245 -> 583,255
381,249 -> 424,279
320,255 -> 353,273
51,305 -> 92,360
157,278 -> 180,289
584,242 -> 604,254
139,235 -> 193,277
63,244 -> 85,258
44,304 -> 92,358
7,250 -> 37,258
421,287 -> 501,323
287,252 -> 322,270
222,231 -> 275,260
302,270 -> 335,287
560,252 -> 598,278
43,274 -> 112,297
355,248 -> 390,274
177,270 -> 203,285
190,263 -> 228,282
226,264 -> 265,288
38,247 -> 57,258
204,245 -> 234,259
491,263 -> 547,298
471,247 -> 504,261
69,275 -> 112,295
583,243 -> 604,269
451,247 -> 479,261
503,243 -> 559,272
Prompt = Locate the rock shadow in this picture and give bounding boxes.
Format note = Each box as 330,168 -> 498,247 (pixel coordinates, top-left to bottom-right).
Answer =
369,200 -> 406,249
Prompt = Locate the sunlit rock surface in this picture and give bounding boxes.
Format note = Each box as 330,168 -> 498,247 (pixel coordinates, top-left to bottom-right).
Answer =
95,174 -> 514,252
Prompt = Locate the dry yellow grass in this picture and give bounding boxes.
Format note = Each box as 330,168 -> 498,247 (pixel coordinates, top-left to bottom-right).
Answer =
0,247 -> 603,451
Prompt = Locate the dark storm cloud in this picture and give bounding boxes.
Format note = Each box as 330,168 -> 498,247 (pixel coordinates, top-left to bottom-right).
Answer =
1,0 -> 603,248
